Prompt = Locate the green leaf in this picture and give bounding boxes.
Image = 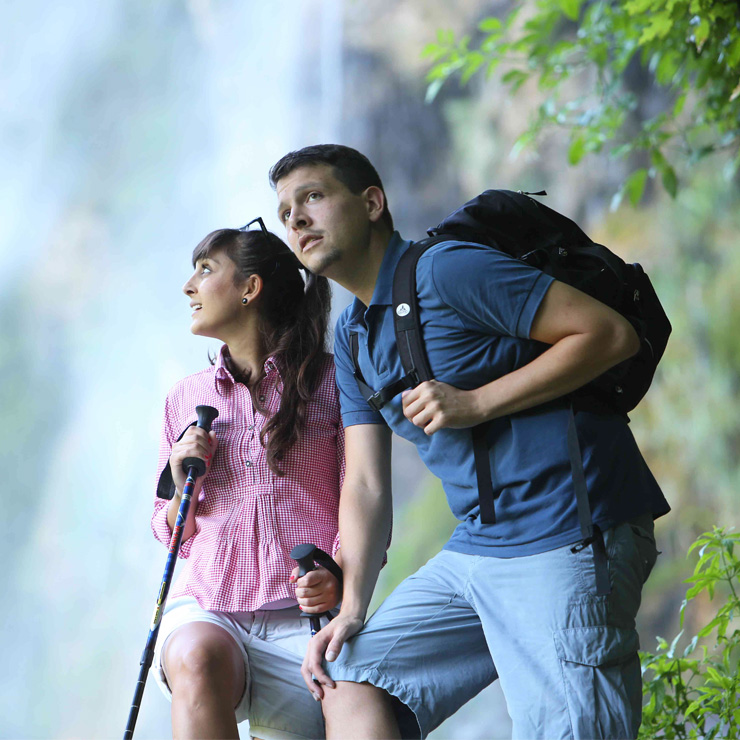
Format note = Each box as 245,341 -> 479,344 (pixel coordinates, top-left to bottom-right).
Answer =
478,17 -> 503,33
694,18 -> 710,51
421,42 -> 441,60
568,136 -> 587,165
656,51 -> 681,85
461,52 -> 485,84
425,78 -> 445,104
624,0 -> 654,13
667,630 -> 683,658
558,0 -> 583,21
639,15 -> 673,44
625,168 -> 649,205
501,69 -> 530,92
485,58 -> 502,79
685,698 -> 706,717
510,129 -> 537,159
661,164 -> 678,197
727,37 -> 740,68
673,93 -> 687,117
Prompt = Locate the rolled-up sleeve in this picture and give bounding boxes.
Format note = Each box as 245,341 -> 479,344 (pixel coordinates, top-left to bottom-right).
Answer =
333,314 -> 386,427
150,391 -> 197,559
427,243 -> 554,339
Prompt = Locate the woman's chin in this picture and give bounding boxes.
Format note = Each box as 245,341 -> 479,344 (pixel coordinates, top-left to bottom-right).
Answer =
190,322 -> 223,342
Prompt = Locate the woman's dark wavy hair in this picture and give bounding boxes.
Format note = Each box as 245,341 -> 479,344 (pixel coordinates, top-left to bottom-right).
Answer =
192,228 -> 331,476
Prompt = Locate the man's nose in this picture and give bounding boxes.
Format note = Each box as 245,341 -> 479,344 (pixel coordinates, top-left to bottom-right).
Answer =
288,206 -> 309,230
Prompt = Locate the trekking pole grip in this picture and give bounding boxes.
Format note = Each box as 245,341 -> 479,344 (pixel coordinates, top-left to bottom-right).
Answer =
290,543 -> 329,636
182,405 -> 218,478
290,543 -> 343,633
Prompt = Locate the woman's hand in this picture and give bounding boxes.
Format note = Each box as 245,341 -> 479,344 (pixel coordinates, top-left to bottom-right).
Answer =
291,565 -> 341,613
168,426 -> 217,494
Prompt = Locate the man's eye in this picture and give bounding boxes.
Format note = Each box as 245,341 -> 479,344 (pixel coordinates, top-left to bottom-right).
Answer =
307,192 -> 321,201
281,210 -> 291,222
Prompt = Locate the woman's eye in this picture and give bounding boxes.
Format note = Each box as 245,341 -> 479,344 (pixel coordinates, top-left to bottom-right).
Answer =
200,264 -> 212,274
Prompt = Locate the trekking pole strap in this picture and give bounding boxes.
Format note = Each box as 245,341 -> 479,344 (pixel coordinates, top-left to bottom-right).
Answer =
309,546 -> 344,594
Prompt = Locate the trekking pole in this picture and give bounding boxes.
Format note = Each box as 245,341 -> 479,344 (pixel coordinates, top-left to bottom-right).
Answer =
124,404 -> 219,740
290,543 -> 344,637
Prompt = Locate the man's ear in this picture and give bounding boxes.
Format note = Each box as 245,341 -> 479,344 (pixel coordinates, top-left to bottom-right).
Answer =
363,185 -> 386,224
242,273 -> 264,304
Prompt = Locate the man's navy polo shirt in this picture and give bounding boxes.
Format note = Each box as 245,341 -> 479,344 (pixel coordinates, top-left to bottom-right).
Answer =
334,232 -> 670,557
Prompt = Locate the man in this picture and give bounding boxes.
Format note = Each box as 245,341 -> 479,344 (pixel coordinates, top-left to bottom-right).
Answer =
270,144 -> 669,740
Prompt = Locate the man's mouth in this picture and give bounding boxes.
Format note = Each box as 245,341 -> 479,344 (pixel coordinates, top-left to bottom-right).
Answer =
299,234 -> 322,252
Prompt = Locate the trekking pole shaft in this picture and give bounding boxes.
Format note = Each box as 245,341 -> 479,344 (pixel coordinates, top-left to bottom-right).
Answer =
124,469 -> 197,739
124,404 -> 218,740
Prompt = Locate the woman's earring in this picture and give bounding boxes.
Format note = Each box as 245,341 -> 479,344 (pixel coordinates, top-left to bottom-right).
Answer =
242,297 -> 248,305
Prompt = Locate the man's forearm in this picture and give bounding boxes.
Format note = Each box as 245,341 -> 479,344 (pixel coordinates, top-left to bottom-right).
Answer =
474,320 -> 639,422
337,479 -> 393,622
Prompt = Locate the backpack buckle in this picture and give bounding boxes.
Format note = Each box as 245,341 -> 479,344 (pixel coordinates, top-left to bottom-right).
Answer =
570,536 -> 595,554
367,392 -> 385,412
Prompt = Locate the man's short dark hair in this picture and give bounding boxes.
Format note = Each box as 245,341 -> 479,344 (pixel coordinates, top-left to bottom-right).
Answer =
269,144 -> 394,232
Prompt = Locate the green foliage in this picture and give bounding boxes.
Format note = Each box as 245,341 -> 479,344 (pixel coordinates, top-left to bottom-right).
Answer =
371,476 -> 458,610
424,0 -> 740,203
639,527 -> 740,738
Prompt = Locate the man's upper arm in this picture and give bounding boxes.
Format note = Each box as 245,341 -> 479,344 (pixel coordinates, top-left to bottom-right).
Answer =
529,279 -> 639,350
343,423 -> 392,493
333,315 -> 386,427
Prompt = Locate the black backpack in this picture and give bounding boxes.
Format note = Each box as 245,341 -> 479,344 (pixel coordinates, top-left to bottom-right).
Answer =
349,189 -> 671,595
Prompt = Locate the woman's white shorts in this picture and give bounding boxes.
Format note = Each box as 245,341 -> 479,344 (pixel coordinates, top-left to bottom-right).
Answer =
153,596 -> 330,740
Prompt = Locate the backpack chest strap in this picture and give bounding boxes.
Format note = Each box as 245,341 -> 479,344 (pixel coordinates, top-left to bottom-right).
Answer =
348,332 -> 419,412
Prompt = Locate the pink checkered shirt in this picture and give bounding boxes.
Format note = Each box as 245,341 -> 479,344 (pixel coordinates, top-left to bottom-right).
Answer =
151,347 -> 345,612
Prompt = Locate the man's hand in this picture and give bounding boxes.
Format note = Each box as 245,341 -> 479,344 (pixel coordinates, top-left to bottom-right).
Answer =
291,565 -> 341,613
402,380 -> 483,435
301,613 -> 364,700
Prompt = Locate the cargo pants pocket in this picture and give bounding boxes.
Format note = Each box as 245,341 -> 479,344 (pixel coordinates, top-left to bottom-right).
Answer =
628,518 -> 659,586
554,626 -> 641,740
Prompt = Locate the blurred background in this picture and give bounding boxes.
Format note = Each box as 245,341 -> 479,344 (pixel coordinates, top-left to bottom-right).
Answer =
1,1 -> 737,738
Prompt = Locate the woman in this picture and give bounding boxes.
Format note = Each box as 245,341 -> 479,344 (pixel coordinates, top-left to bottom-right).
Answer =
150,222 -> 343,740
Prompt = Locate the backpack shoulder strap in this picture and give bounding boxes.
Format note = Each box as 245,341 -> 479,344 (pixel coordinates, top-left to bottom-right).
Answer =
393,235 -> 498,525
392,236 -> 450,384
349,330 -> 420,412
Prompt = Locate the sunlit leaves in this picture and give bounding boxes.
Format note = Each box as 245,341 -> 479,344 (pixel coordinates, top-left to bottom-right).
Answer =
557,0 -> 583,21
424,0 -> 740,205
639,528 -> 740,739
625,168 -> 649,205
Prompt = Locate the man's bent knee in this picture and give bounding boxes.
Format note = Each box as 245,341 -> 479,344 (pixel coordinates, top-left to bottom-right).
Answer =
322,681 -> 401,740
